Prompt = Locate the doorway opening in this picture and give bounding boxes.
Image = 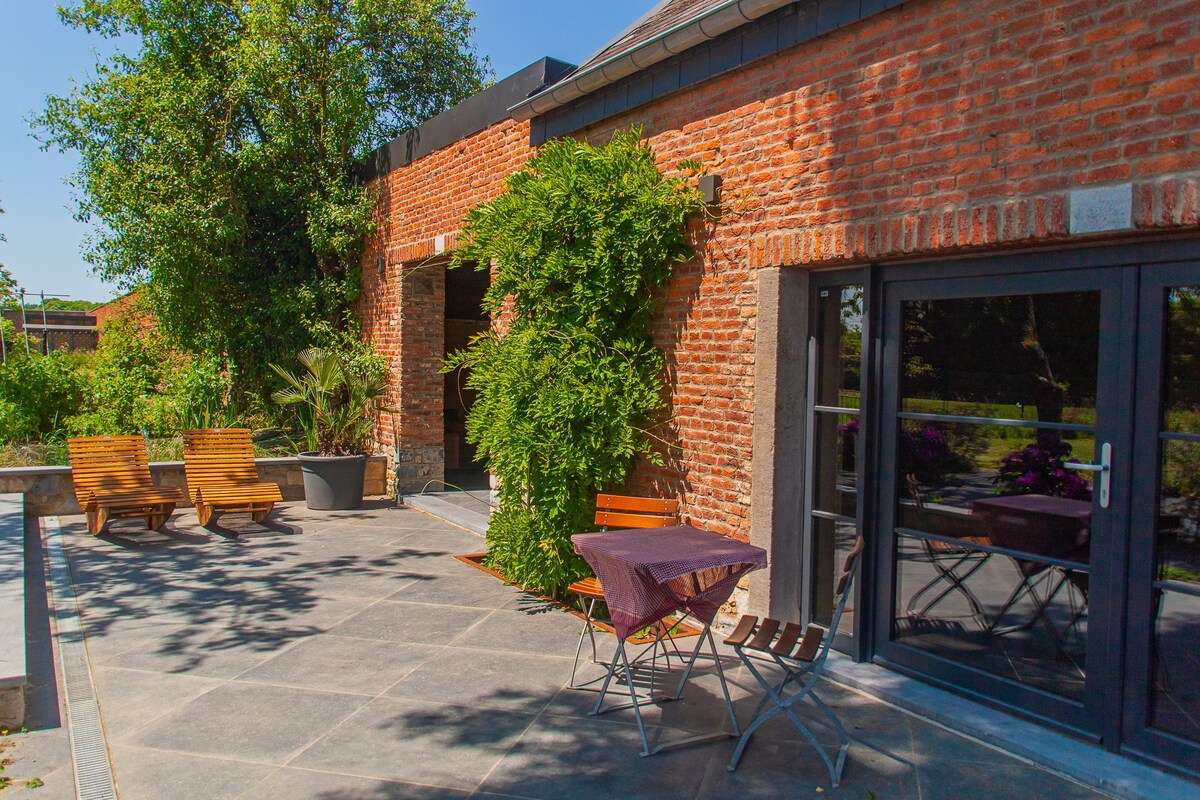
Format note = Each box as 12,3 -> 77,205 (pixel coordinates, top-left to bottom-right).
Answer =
444,261 -> 490,491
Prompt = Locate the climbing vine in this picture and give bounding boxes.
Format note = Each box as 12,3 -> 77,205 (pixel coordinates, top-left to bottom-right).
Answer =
446,128 -> 704,594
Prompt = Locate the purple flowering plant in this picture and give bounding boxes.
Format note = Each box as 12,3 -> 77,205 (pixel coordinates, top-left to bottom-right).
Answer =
994,431 -> 1092,500
841,419 -> 966,484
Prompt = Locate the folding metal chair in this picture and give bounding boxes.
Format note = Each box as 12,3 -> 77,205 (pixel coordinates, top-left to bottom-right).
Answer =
903,476 -> 991,627
568,493 -> 680,692
725,536 -> 863,787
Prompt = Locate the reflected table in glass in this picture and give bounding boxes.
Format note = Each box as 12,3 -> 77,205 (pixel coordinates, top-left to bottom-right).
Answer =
571,525 -> 767,756
972,494 -> 1091,638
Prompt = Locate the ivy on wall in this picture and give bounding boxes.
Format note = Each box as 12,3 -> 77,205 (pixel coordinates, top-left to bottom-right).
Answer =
446,128 -> 704,594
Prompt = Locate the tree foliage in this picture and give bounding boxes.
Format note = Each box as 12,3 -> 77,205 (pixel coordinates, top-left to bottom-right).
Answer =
446,129 -> 704,594
270,343 -> 390,455
0,203 -> 15,310
35,0 -> 486,396
68,302 -> 236,437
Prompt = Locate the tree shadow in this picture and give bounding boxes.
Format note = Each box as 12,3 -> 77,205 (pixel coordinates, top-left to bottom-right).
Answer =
52,508 -> 461,675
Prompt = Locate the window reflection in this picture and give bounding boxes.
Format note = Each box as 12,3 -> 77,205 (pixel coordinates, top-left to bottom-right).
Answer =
893,291 -> 1100,701
808,283 -> 863,641
1151,289 -> 1200,743
900,293 -> 1099,421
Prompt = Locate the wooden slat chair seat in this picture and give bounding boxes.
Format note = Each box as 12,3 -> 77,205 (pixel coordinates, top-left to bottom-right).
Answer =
182,428 -> 283,528
725,536 -> 864,788
67,435 -> 183,536
568,493 -> 680,690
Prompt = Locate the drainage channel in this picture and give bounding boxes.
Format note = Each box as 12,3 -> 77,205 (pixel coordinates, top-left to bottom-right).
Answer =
41,516 -> 118,800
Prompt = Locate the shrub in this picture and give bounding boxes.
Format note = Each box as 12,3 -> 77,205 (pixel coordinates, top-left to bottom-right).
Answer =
0,349 -> 87,439
994,431 -> 1092,500
446,128 -> 704,595
68,310 -> 235,436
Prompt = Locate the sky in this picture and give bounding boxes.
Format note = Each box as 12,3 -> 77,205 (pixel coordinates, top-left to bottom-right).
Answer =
0,0 -> 653,304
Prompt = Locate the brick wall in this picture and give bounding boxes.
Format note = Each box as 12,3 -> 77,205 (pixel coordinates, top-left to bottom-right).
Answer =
363,0 -> 1200,536
360,119 -> 535,493
571,0 -> 1200,540
92,289 -> 150,335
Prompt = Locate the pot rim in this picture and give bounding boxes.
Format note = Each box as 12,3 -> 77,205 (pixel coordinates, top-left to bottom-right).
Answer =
298,451 -> 368,461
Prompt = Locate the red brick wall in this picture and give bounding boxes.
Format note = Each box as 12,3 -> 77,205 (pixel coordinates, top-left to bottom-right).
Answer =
359,119 -> 535,492
364,0 -> 1200,531
573,0 -> 1200,539
93,289 -> 152,337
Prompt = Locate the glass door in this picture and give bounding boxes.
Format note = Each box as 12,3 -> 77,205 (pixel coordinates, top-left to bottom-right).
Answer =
872,267 -> 1133,739
803,273 -> 869,651
1124,264 -> 1200,773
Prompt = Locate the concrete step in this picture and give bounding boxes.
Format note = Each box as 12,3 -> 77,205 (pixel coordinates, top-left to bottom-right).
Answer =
401,491 -> 492,536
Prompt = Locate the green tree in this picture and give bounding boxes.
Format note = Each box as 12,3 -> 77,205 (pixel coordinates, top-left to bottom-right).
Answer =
446,129 -> 704,594
0,203 -> 15,309
68,301 -> 234,437
23,298 -> 103,312
36,0 -> 486,397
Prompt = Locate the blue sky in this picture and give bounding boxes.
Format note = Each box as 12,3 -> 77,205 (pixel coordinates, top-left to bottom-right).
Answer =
0,1 -> 652,303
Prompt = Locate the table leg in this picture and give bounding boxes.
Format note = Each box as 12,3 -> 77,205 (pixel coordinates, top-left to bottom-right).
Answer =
590,638 -> 653,756
647,623 -> 740,756
588,621 -> 741,757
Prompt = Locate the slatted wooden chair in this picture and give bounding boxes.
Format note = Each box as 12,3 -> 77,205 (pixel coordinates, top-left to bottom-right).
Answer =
67,435 -> 183,536
725,535 -> 864,787
182,428 -> 283,528
568,493 -> 680,689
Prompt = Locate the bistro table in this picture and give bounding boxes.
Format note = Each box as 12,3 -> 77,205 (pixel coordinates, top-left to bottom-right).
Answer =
971,494 -> 1092,638
571,524 -> 768,757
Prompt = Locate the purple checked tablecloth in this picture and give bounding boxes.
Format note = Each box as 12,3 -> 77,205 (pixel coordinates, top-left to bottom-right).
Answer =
571,525 -> 768,639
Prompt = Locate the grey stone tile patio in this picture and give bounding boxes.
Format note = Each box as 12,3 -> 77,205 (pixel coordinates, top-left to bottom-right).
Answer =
5,502 -> 1136,799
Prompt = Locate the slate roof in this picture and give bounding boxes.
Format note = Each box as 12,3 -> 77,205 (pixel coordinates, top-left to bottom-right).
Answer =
575,0 -> 731,74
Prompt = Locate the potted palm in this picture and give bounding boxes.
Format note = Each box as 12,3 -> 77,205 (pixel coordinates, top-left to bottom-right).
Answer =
270,346 -> 390,510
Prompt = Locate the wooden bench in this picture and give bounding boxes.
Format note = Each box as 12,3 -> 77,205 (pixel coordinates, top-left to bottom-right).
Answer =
182,428 -> 283,528
67,435 -> 183,536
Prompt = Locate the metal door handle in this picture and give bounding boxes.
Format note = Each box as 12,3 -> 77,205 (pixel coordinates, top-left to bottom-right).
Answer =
1063,441 -> 1111,508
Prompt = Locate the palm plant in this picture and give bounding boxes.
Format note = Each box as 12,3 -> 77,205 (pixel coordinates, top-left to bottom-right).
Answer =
270,347 -> 389,456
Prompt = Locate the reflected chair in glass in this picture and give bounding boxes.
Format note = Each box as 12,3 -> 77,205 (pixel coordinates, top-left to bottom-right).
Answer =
903,476 -> 992,629
567,494 -> 681,691
725,536 -> 863,787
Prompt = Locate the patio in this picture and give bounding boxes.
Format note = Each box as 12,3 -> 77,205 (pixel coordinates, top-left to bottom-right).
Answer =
8,502 -> 1117,799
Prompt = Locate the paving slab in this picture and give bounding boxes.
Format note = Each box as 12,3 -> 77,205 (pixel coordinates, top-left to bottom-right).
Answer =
10,502 -> 1191,799
295,696 -> 534,790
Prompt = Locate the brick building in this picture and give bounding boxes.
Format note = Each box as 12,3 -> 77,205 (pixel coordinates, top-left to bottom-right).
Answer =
1,309 -> 97,353
361,0 -> 1200,781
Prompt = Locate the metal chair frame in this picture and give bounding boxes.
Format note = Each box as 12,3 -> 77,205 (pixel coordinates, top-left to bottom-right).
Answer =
726,537 -> 863,787
904,476 -> 991,628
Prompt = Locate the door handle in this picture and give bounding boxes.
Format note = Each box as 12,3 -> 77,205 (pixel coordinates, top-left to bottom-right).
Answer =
1062,441 -> 1111,509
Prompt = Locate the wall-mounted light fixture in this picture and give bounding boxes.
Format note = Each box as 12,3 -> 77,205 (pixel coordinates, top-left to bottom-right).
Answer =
698,174 -> 722,205
434,234 -> 447,255
376,255 -> 386,276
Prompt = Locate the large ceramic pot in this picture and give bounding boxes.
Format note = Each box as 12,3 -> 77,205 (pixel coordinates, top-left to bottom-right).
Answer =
298,452 -> 366,510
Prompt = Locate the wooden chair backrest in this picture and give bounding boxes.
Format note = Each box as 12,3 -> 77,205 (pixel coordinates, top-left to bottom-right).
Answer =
182,428 -> 260,495
67,435 -> 155,505
594,493 -> 679,530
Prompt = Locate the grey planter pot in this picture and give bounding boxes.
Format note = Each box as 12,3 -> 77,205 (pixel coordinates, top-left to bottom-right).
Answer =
298,453 -> 366,510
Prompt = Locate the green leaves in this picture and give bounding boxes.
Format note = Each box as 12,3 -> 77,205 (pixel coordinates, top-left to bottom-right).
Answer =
447,129 -> 703,594
270,344 -> 389,456
35,0 -> 486,398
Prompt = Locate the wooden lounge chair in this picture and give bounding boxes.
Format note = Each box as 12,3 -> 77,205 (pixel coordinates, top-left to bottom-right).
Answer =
568,493 -> 680,689
67,435 -> 183,536
182,428 -> 283,528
